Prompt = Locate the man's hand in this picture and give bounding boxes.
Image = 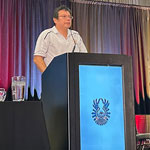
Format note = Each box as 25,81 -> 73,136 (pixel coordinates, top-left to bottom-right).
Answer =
33,56 -> 46,73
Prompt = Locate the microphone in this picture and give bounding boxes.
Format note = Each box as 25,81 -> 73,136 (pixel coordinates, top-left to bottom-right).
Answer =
71,30 -> 76,53
72,45 -> 76,53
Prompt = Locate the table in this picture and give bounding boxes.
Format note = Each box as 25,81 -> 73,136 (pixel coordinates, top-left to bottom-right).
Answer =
0,101 -> 50,150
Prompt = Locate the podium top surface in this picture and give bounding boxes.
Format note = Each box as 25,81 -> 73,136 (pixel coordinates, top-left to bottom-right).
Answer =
43,52 -> 132,75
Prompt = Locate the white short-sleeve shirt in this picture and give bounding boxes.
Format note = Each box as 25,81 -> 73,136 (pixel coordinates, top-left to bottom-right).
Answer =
34,26 -> 87,66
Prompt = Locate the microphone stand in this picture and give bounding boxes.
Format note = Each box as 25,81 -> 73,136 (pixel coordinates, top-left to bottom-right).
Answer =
71,30 -> 76,53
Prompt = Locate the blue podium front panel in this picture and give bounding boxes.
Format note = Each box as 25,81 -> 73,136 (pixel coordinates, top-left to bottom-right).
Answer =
79,65 -> 125,150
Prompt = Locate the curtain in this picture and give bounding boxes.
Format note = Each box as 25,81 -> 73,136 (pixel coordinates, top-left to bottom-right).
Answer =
71,0 -> 150,115
0,0 -> 69,100
92,0 -> 150,7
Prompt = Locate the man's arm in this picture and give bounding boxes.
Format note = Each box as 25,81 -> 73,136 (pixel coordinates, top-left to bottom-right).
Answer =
33,55 -> 46,73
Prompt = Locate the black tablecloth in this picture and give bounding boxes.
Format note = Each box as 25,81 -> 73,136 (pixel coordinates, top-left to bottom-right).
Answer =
0,101 -> 50,150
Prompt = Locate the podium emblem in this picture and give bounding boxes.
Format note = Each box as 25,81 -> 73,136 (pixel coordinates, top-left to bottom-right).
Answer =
92,98 -> 110,125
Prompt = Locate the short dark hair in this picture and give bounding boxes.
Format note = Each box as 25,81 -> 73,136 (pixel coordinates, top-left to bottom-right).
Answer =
53,5 -> 72,19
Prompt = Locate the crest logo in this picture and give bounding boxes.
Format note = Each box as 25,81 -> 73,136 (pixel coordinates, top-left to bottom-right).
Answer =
92,98 -> 111,125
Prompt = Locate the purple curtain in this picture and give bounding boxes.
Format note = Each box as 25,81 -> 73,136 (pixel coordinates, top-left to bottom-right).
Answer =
0,0 -> 69,100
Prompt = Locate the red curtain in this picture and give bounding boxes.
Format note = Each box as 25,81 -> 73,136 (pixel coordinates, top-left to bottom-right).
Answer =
71,1 -> 150,114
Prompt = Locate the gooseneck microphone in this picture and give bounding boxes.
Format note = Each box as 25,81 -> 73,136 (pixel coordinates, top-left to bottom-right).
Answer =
72,45 -> 76,53
71,30 -> 76,53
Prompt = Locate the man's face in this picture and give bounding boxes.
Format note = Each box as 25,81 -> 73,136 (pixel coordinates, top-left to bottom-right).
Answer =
53,10 -> 72,29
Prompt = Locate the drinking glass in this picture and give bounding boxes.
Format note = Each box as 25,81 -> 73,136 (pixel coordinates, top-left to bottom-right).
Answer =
0,88 -> 6,102
11,76 -> 26,101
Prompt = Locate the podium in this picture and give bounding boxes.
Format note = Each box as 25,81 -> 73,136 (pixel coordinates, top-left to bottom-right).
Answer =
42,53 -> 136,150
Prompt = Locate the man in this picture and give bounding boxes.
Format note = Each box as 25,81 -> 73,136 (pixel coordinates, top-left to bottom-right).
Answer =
34,5 -> 87,73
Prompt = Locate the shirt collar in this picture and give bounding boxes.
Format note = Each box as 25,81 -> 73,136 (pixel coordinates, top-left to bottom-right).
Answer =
53,26 -> 71,37
52,26 -> 59,34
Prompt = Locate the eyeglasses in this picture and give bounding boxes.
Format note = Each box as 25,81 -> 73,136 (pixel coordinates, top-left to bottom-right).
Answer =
58,15 -> 73,20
